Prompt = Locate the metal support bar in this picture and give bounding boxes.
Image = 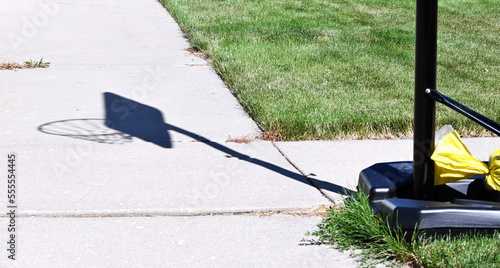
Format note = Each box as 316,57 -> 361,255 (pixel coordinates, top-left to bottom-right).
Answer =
425,88 -> 500,136
413,0 -> 438,200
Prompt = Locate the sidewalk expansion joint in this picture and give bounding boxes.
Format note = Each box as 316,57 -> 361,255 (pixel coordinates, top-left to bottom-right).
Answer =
5,207 -> 329,218
271,141 -> 335,203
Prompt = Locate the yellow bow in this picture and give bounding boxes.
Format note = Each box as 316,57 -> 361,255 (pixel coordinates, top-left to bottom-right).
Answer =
431,125 -> 500,191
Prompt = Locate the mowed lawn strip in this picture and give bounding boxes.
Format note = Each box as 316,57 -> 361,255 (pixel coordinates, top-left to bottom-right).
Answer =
160,0 -> 499,140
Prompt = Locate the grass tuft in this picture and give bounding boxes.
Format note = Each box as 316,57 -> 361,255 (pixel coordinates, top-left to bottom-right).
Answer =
309,191 -> 500,267
310,191 -> 422,266
24,58 -> 51,68
1,58 -> 51,70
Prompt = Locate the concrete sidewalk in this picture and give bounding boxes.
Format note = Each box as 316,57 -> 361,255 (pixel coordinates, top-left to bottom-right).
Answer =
1,0 -> 499,267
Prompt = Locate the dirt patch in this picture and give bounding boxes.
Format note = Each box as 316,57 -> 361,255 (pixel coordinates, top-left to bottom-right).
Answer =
247,205 -> 331,217
0,60 -> 24,70
226,135 -> 257,143
186,47 -> 207,59
258,131 -> 285,142
0,59 -> 51,70
187,63 -> 210,66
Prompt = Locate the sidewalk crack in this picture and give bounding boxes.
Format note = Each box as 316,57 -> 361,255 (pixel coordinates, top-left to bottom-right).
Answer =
7,207 -> 329,218
271,141 -> 335,203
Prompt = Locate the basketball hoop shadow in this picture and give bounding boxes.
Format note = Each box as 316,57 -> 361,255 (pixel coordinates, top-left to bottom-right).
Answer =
38,118 -> 134,145
104,92 -> 172,148
37,92 -> 354,196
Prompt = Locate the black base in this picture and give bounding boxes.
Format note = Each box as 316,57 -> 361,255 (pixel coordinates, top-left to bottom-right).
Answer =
358,161 -> 500,234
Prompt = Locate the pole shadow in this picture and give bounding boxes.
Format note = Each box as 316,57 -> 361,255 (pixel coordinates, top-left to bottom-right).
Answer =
38,92 -> 354,197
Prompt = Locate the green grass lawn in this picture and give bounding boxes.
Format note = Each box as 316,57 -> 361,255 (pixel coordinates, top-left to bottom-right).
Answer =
160,0 -> 499,140
310,191 -> 500,267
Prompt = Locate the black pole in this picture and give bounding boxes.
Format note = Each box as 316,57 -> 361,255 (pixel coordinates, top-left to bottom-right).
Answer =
414,0 -> 438,200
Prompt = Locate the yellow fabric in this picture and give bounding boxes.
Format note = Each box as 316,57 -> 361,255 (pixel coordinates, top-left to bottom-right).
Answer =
431,129 -> 499,190
485,149 -> 500,191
